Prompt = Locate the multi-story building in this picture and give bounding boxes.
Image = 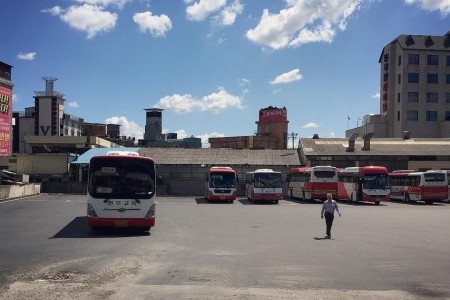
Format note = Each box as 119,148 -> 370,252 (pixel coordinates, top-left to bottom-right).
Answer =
138,108 -> 201,148
209,106 -> 289,149
13,77 -> 86,153
346,32 -> 450,138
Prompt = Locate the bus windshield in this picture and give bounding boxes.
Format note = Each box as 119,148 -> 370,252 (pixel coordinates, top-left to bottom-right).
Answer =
88,158 -> 155,199
362,174 -> 390,189
254,173 -> 282,188
210,173 -> 236,188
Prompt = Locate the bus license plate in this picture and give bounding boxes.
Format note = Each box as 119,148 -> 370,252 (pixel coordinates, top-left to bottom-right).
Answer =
115,220 -> 128,227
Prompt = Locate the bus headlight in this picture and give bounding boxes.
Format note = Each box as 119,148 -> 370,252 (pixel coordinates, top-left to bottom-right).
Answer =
87,204 -> 98,218
145,204 -> 156,219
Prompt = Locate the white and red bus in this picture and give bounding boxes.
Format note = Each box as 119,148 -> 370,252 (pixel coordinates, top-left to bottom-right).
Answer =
245,169 -> 283,204
389,170 -> 448,204
337,166 -> 390,205
204,166 -> 238,202
445,170 -> 450,201
286,166 -> 338,201
87,151 -> 156,231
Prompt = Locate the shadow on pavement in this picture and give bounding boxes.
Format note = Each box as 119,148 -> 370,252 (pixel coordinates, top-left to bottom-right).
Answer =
50,217 -> 150,239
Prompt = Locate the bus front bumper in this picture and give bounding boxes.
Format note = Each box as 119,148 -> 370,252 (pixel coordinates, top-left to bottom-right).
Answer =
87,217 -> 155,228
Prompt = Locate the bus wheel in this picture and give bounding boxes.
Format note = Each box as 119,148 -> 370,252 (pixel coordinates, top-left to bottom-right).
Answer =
273,200 -> 279,204
375,201 -> 380,205
143,227 -> 151,231
229,200 -> 234,204
425,200 -> 433,205
405,194 -> 410,203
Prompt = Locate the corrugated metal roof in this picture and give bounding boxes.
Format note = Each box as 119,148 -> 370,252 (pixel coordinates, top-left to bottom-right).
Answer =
138,148 -> 301,166
300,138 -> 450,156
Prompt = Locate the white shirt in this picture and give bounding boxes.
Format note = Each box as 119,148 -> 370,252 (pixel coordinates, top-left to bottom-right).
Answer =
321,200 -> 340,215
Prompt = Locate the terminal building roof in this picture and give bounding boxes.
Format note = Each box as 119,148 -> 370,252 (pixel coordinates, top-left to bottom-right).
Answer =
138,147 -> 300,166
299,138 -> 450,156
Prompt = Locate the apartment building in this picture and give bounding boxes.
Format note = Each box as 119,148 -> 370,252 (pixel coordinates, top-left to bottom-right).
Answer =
347,32 -> 450,138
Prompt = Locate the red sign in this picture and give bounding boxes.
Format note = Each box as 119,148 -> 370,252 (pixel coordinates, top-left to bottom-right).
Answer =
0,87 -> 11,156
259,108 -> 287,123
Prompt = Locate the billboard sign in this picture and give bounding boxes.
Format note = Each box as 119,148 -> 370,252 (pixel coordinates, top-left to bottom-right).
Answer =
259,108 -> 287,123
0,87 -> 11,156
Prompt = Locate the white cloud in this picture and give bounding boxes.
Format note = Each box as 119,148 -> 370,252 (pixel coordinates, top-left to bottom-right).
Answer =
217,0 -> 244,26
44,4 -> 118,39
303,122 -> 319,128
17,52 -> 36,61
269,69 -> 302,85
73,0 -> 131,9
68,101 -> 80,108
186,0 -> 227,21
133,11 -> 172,37
372,92 -> 380,99
404,0 -> 450,15
329,131 -> 336,138
12,94 -> 19,103
155,87 -> 243,114
105,116 -> 144,140
246,0 -> 363,49
197,132 -> 225,148
41,6 -> 63,16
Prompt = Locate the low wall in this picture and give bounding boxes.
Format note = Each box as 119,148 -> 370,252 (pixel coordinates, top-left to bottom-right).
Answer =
41,181 -> 87,194
0,183 -> 41,200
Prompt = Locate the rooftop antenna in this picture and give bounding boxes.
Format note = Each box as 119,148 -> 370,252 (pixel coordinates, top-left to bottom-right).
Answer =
42,76 -> 58,96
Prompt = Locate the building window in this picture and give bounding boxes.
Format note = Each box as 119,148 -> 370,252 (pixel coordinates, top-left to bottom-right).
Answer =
427,73 -> 438,84
447,93 -> 450,103
398,74 -> 401,84
446,111 -> 450,121
407,92 -> 418,102
408,73 -> 419,83
408,54 -> 419,64
427,55 -> 438,65
447,55 -> 450,66
398,55 -> 402,66
397,111 -> 400,121
426,111 -> 438,121
426,92 -> 438,103
397,93 -> 400,103
447,74 -> 450,84
407,110 -> 418,121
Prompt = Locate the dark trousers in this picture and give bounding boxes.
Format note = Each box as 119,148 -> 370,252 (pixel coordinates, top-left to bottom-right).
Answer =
325,212 -> 334,236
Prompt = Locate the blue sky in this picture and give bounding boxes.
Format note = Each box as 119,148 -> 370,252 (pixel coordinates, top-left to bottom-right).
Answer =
2,0 -> 449,147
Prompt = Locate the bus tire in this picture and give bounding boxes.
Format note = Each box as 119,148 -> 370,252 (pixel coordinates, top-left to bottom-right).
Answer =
425,200 -> 433,205
375,201 -> 380,205
273,200 -> 279,204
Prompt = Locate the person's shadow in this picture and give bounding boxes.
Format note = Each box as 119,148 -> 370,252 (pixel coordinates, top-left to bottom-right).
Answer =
314,236 -> 332,240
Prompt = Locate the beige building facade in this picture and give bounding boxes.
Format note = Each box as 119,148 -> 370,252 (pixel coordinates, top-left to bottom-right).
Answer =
347,32 -> 450,138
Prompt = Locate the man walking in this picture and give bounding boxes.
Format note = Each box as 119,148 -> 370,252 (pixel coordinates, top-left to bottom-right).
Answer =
321,193 -> 341,239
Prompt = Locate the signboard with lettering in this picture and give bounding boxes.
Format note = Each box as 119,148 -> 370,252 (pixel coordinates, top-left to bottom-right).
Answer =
0,87 -> 11,156
259,108 -> 287,123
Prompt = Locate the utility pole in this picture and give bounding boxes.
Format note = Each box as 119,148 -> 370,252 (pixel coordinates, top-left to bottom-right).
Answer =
288,132 -> 298,149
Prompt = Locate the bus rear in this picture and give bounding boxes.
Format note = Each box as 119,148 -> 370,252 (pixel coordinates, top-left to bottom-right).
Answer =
87,152 -> 156,231
420,171 -> 448,203
204,167 -> 237,202
303,166 -> 337,201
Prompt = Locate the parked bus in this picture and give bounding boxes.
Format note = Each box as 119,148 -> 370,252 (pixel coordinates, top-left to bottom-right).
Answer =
87,151 -> 156,231
389,170 -> 448,204
204,167 -> 238,202
245,169 -> 283,204
337,166 -> 390,205
446,170 -> 450,201
286,166 -> 337,201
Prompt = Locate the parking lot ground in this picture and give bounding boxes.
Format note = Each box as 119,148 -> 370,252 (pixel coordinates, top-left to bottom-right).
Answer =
1,195 -> 450,299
